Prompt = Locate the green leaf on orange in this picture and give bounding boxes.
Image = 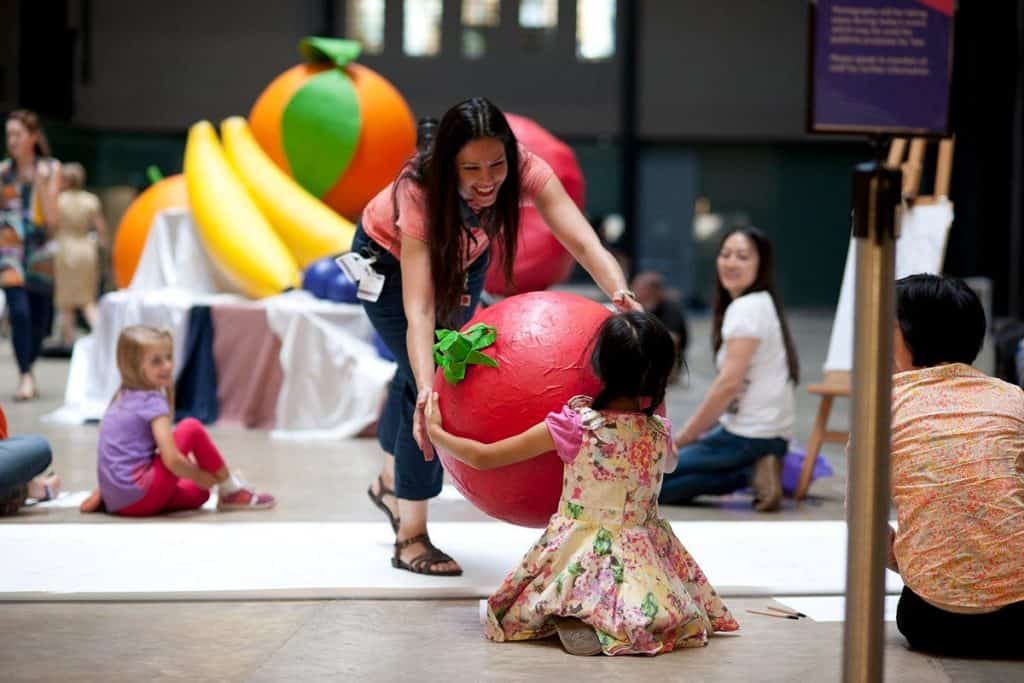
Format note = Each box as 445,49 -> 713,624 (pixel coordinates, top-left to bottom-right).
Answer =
281,69 -> 362,198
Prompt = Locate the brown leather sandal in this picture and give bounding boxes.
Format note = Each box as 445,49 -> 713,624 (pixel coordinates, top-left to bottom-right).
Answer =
366,475 -> 400,532
392,533 -> 463,576
552,616 -> 603,656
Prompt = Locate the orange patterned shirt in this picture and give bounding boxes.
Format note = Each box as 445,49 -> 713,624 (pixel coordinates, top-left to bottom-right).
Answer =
891,363 -> 1024,609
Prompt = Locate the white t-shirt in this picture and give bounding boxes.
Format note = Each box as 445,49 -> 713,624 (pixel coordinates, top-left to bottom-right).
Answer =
715,291 -> 795,439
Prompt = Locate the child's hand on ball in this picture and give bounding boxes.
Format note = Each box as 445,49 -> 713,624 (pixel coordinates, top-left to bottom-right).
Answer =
426,392 -> 442,432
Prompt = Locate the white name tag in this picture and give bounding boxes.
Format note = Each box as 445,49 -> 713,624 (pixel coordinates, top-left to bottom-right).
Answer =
357,270 -> 385,302
335,252 -> 374,283
336,252 -> 385,303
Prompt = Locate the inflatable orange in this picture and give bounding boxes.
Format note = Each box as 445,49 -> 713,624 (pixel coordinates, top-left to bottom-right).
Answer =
249,37 -> 416,221
112,174 -> 188,288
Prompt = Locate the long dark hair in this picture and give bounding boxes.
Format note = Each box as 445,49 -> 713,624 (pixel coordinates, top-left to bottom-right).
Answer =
6,109 -> 51,158
711,227 -> 800,384
393,98 -> 520,326
590,312 -> 678,416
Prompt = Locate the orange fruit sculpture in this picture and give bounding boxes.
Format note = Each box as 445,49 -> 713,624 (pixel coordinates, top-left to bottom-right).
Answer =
249,37 -> 416,221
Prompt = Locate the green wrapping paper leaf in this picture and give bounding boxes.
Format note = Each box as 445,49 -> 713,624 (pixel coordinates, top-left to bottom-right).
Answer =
299,36 -> 362,67
433,323 -> 499,384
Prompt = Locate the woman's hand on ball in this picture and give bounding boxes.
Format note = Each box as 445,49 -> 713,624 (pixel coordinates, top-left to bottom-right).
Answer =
612,290 -> 644,313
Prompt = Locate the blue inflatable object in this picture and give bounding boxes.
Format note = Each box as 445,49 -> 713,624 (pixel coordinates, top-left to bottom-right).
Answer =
326,269 -> 359,303
303,257 -> 338,299
373,333 -> 395,362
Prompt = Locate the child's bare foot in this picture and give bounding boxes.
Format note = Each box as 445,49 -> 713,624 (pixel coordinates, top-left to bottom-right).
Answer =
27,473 -> 60,501
79,488 -> 105,513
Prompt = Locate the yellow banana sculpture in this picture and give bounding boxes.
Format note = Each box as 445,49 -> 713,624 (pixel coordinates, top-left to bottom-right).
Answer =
220,116 -> 354,268
184,121 -> 300,298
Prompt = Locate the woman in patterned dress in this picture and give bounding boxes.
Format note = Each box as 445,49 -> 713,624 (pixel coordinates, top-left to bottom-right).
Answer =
426,312 -> 738,656
1,110 -> 61,400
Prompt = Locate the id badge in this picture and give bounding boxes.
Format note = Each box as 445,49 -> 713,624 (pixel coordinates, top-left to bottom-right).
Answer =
335,252 -> 375,284
358,270 -> 385,302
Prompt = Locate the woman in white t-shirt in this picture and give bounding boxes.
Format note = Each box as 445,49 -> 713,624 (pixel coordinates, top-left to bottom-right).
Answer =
660,227 -> 799,512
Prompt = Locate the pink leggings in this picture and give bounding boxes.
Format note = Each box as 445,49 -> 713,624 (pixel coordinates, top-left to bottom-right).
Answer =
116,418 -> 226,517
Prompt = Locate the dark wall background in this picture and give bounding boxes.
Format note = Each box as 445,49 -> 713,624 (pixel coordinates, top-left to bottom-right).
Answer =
4,0 -> 1020,314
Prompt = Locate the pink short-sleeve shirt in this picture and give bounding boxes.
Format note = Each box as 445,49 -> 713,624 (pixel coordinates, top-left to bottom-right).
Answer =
361,145 -> 554,267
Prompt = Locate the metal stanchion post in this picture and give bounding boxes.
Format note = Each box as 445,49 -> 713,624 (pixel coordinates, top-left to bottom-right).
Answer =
843,153 -> 901,683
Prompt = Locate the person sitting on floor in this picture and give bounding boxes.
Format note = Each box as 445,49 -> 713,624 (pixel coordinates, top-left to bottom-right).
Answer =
631,270 -> 688,381
79,325 -> 274,515
0,403 -> 58,514
427,312 -> 738,656
659,227 -> 799,512
888,274 -> 1024,659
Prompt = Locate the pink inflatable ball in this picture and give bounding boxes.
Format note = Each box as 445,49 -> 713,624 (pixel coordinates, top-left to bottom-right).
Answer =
434,291 -> 611,527
484,114 -> 584,295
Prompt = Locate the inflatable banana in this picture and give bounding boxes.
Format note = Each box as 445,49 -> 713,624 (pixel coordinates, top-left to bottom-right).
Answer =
184,121 -> 300,298
220,116 -> 354,268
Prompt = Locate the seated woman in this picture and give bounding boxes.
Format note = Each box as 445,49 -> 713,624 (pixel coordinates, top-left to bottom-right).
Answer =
0,404 -> 57,514
659,227 -> 799,512
889,274 -> 1024,659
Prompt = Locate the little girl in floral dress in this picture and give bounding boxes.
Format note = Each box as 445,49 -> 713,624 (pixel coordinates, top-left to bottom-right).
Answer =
426,311 -> 738,656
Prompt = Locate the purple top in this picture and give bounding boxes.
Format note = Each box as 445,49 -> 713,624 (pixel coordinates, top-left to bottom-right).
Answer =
97,389 -> 170,511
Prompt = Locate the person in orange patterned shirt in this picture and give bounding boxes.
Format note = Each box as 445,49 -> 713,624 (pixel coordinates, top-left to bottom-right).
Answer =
889,274 -> 1024,659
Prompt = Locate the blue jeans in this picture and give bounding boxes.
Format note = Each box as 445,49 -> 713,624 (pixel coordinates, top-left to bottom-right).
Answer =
659,426 -> 787,504
3,286 -> 53,374
0,435 -> 52,497
352,223 -> 490,501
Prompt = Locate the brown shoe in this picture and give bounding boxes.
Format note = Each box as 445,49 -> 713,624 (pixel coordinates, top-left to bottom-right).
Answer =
552,617 -> 603,656
752,455 -> 782,512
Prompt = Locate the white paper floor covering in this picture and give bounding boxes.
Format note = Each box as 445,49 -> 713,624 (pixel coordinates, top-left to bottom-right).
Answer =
0,520 -> 902,602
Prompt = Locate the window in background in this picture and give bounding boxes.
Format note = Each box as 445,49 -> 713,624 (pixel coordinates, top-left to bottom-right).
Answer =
404,0 -> 443,57
518,0 -> 557,52
346,0 -> 386,55
576,0 -> 615,61
462,0 -> 500,59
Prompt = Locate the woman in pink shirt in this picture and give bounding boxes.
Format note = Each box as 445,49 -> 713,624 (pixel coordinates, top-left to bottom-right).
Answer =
357,98 -> 639,576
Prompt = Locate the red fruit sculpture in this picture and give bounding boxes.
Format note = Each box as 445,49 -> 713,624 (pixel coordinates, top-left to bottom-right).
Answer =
434,291 -> 611,527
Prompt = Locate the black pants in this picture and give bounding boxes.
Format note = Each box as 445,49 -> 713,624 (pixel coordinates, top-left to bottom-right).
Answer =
896,586 -> 1024,659
3,286 -> 53,374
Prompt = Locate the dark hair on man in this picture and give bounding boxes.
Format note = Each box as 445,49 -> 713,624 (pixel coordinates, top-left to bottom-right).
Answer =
392,97 -> 520,326
590,312 -> 679,416
711,226 -> 800,384
895,274 -> 986,367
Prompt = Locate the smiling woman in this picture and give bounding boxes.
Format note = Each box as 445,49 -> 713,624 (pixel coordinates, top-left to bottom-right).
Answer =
660,226 -> 800,513
352,96 -> 640,578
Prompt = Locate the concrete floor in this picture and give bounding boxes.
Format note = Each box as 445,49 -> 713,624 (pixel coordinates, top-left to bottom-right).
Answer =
1,310 -> 1020,681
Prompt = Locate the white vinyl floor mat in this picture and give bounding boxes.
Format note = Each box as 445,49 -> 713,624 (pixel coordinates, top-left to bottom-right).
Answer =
0,520 -> 903,601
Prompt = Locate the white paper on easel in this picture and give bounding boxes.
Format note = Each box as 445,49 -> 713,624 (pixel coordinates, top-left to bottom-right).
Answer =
823,199 -> 954,372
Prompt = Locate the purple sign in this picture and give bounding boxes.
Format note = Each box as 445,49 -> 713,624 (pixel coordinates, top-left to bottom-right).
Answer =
809,0 -> 954,135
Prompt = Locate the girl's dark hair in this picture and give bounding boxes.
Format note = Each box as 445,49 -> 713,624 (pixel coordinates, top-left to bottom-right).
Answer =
590,312 -> 678,416
895,274 -> 985,367
711,226 -> 800,384
6,109 -> 51,158
393,97 -> 520,326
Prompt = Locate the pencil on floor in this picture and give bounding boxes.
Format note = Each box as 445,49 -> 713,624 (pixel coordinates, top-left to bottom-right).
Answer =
746,609 -> 799,620
767,605 -> 807,618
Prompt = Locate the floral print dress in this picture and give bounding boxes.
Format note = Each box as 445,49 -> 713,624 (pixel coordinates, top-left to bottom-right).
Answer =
485,396 -> 739,655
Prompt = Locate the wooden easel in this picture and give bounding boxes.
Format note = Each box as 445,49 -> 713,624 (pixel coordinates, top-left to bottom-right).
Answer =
794,136 -> 955,501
